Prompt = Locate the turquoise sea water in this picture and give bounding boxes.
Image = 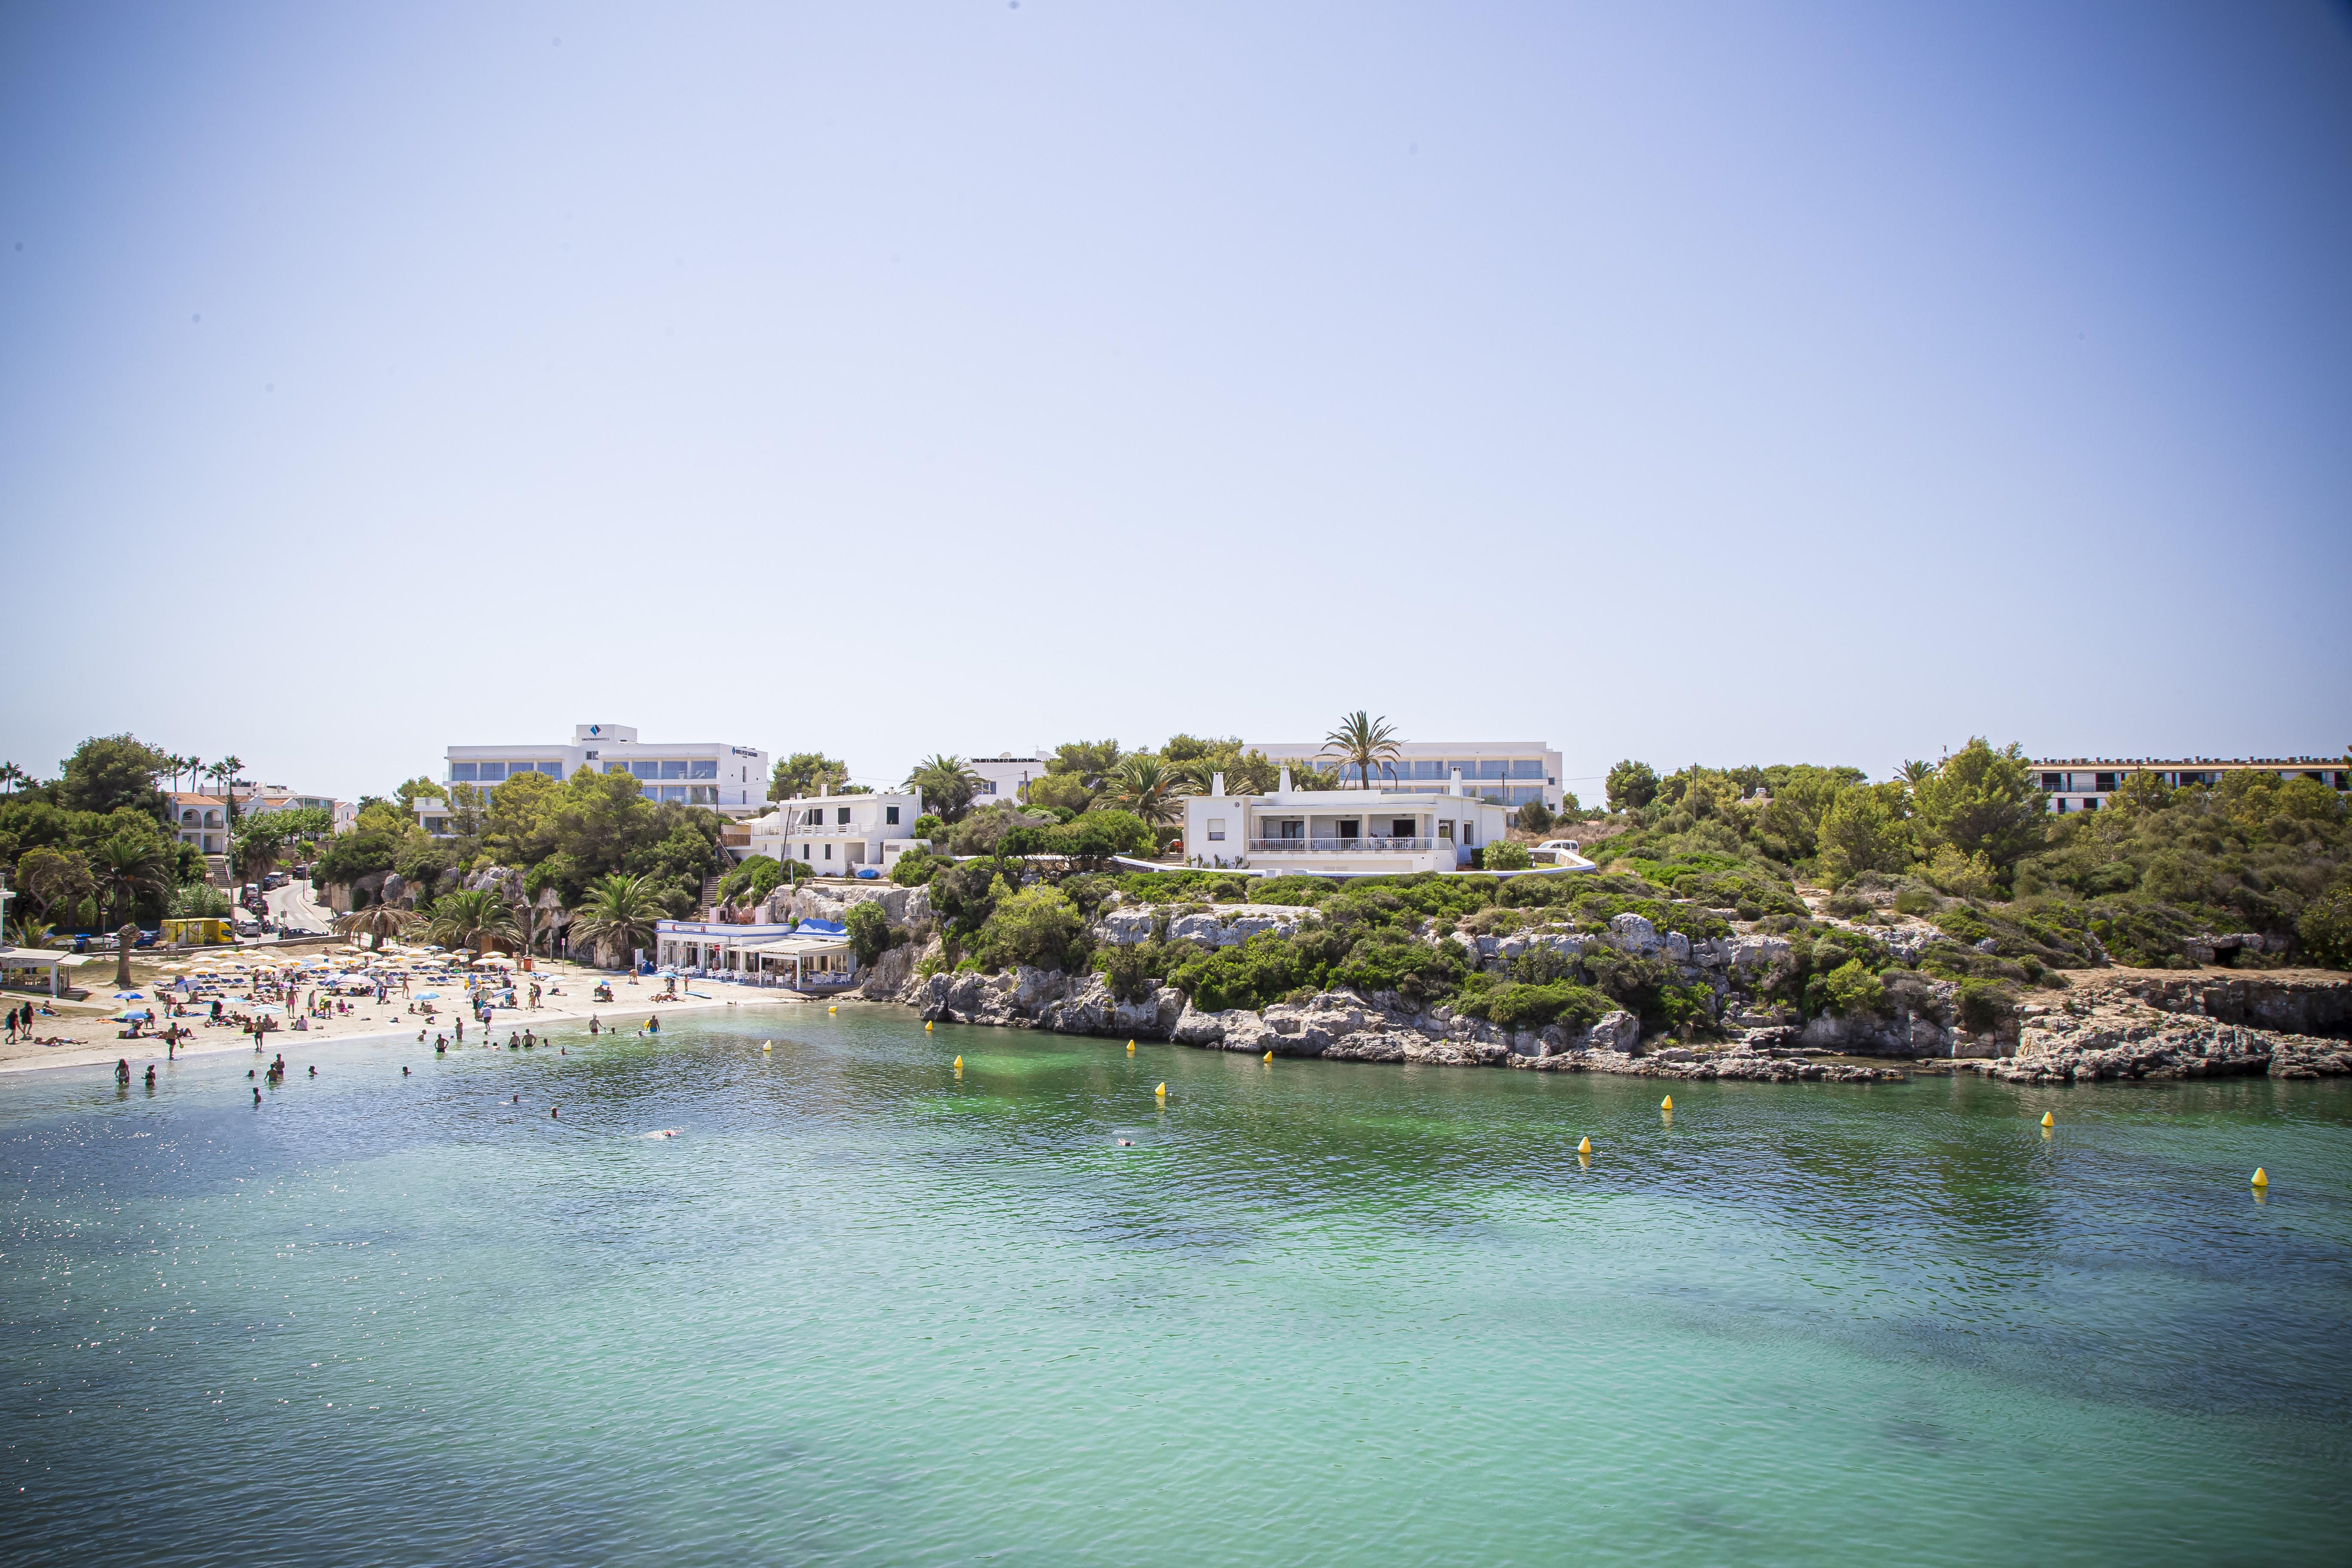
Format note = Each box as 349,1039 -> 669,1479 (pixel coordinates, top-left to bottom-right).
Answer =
3,1007 -> 2347,1566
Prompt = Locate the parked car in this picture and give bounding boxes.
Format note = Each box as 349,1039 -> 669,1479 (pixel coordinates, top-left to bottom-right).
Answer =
1531,839 -> 1588,866
134,929 -> 158,948
262,872 -> 288,891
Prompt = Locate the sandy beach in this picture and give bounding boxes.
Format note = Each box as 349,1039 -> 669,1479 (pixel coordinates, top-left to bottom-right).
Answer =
0,949 -> 825,1077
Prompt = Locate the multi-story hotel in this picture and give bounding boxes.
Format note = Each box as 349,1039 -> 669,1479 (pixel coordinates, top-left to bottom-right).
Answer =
1243,739 -> 1566,813
2034,756 -> 2349,814
442,724 -> 769,817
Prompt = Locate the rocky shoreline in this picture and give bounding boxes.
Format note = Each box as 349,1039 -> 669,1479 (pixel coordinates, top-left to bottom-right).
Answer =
786,881 -> 2352,1089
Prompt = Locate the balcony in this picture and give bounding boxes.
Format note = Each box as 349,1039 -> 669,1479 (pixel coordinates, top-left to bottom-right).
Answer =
1246,836 -> 1438,853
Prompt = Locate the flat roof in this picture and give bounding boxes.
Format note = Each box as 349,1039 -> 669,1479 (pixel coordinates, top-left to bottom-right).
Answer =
1245,740 -> 1556,754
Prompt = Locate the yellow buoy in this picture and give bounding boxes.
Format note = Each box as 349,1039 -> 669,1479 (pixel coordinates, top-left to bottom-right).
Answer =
1661,1095 -> 1673,1111
925,1021 -> 933,1031
2252,1167 -> 2269,1188
2041,1112 -> 2054,1127
953,1055 -> 963,1069
1577,1136 -> 1592,1155
828,1005 -> 836,1013
1263,1050 -> 1273,1063
1155,1082 -> 1167,1096
1127,1041 -> 1135,1054
762,1041 -> 772,1051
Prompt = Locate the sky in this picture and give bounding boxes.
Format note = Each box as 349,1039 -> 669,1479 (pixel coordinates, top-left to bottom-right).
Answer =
3,1 -> 2348,803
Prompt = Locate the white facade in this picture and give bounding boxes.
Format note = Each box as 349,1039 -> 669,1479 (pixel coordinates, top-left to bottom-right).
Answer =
2035,756 -> 2351,815
653,920 -> 856,989
1182,772 -> 1513,876
444,724 -> 769,817
746,790 -> 927,874
1243,739 -> 1566,812
967,755 -> 1049,805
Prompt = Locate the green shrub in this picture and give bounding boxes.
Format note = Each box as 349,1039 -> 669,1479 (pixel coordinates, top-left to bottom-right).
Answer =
1956,979 -> 2009,1035
911,814 -> 946,843
1821,959 -> 1886,1017
1485,841 -> 1532,870
1892,884 -> 1940,917
1453,978 -> 1612,1030
169,882 -> 230,918
974,884 -> 1090,972
890,849 -> 940,886
844,901 -> 891,967
2297,890 -> 2352,968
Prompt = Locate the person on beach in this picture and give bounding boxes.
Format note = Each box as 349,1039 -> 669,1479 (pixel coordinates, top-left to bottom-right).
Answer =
523,1029 -> 535,1049
508,1031 -> 520,1050
5,1012 -> 15,1044
254,1086 -> 261,1105
144,1065 -> 156,1089
116,1059 -> 131,1085
588,1015 -> 600,1035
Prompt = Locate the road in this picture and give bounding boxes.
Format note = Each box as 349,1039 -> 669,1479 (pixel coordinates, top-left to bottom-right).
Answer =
266,877 -> 335,938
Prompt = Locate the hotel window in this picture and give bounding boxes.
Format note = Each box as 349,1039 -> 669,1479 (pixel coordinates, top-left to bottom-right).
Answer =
1207,818 -> 1226,841
824,844 -> 834,860
478,762 -> 508,782
689,760 -> 717,779
450,762 -> 478,781
2082,797 -> 2098,811
631,761 -> 661,780
1438,821 -> 1453,840
837,807 -> 852,825
1507,760 -> 1544,779
1390,819 -> 1415,839
885,805 -> 900,825
689,787 -> 716,805
2094,773 -> 2117,792
801,844 -> 810,861
660,760 -> 690,780
2040,773 -> 2062,789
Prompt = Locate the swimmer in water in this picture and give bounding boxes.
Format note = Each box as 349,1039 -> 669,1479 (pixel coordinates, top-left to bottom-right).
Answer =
254,1087 -> 262,1105
402,1065 -> 411,1076
551,1106 -> 559,1119
308,1065 -> 317,1077
511,1093 -> 520,1104
1118,1138 -> 1133,1146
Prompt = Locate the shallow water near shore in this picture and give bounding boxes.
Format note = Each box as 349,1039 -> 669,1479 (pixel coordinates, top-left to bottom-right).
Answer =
4,1008 -> 2348,1566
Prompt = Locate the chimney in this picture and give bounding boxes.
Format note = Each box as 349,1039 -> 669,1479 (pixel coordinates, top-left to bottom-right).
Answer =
1279,766 -> 1292,793
1211,772 -> 1225,796
1450,768 -> 1463,797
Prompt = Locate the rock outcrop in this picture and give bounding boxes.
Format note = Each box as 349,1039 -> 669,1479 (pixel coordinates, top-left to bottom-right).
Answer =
1985,1009 -> 2352,1083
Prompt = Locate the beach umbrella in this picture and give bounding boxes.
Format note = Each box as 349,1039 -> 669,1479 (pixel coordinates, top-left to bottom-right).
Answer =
416,992 -> 441,1001
113,991 -> 143,1000
113,1008 -> 152,1021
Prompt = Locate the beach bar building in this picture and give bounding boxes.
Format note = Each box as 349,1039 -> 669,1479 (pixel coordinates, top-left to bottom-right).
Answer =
651,919 -> 856,990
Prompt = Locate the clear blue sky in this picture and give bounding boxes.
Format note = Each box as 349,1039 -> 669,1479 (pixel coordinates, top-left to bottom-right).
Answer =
4,2 -> 2348,802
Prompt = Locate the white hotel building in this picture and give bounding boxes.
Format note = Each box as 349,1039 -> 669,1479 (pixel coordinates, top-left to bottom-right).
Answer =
745,790 -> 929,874
2036,756 -> 2350,815
443,725 -> 770,816
1243,740 -> 1566,814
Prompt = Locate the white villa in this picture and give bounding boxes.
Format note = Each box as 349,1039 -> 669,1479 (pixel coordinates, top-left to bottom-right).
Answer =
1182,768 -> 1513,876
443,724 -> 770,817
968,755 -> 1049,805
746,790 -> 928,874
1243,739 -> 1567,813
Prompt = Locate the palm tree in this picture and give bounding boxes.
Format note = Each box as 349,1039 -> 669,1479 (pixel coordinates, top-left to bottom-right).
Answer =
1320,711 -> 1403,789
1899,760 -> 1937,791
0,761 -> 27,796
903,753 -> 982,822
336,901 -> 420,949
89,834 -> 167,987
214,755 -> 246,826
567,873 -> 665,969
5,916 -> 55,949
424,888 -> 520,956
1097,753 -> 1194,828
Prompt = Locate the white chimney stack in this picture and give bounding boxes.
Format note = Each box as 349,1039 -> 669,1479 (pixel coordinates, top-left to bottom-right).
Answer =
1450,768 -> 1463,797
1211,772 -> 1225,796
1279,766 -> 1292,793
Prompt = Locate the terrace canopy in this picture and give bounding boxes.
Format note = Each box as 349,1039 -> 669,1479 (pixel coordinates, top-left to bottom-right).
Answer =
0,948 -> 98,998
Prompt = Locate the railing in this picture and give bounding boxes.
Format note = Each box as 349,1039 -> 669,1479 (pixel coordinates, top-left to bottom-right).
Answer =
1245,836 -> 1439,853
